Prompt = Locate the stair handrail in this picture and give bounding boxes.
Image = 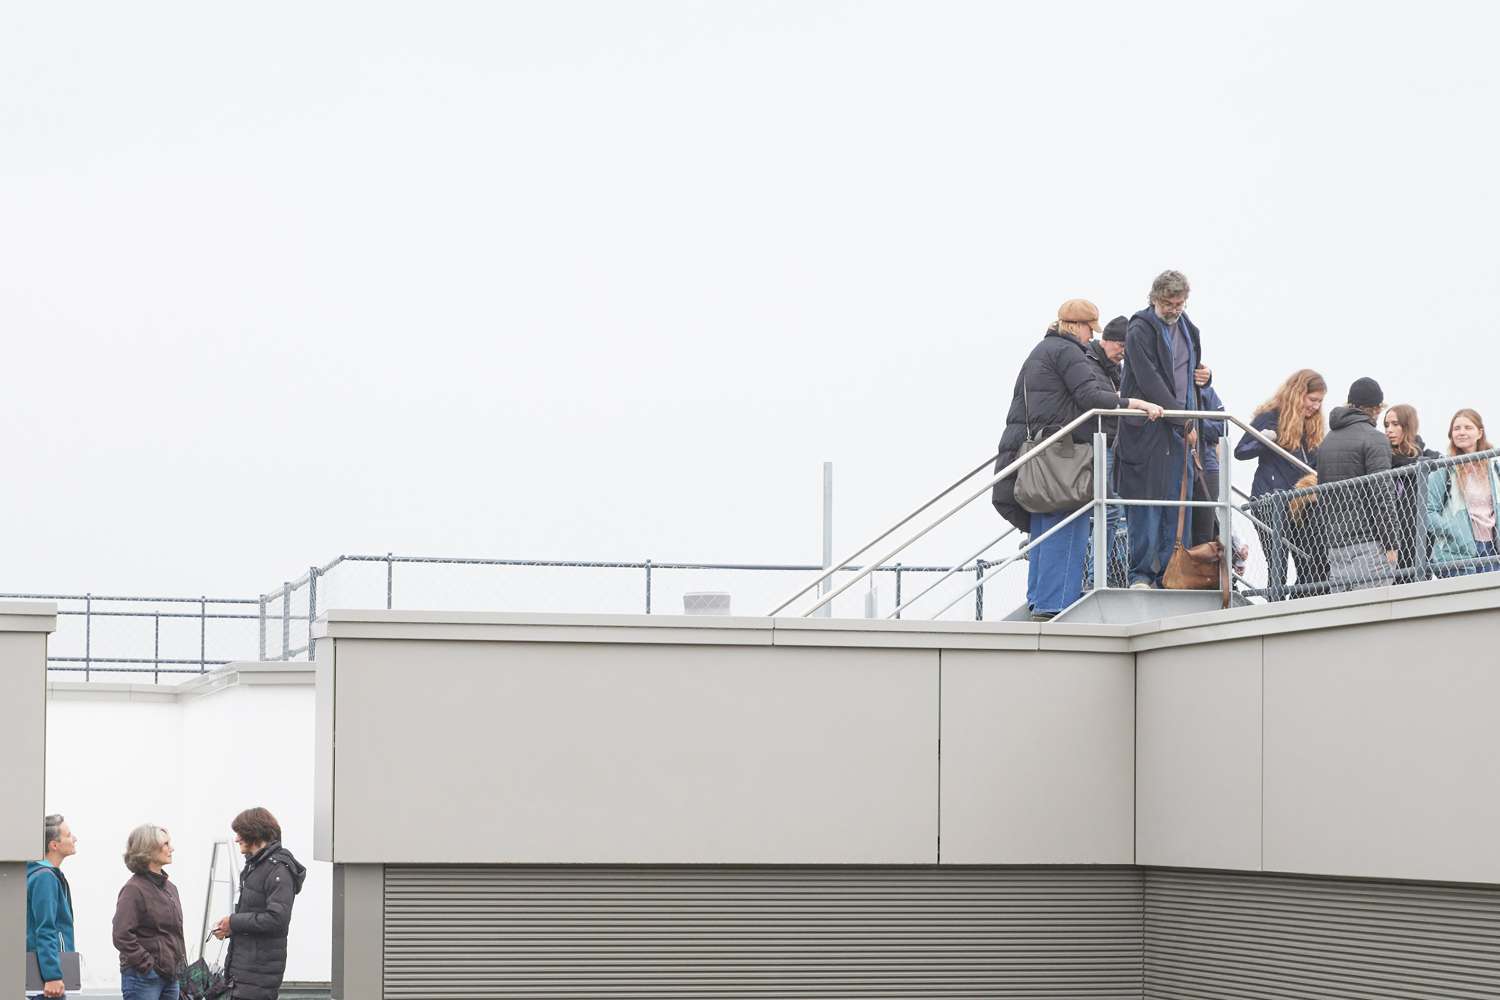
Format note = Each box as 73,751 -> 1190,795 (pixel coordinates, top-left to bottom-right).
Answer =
766,447 -> 1007,616
774,408 -> 1313,618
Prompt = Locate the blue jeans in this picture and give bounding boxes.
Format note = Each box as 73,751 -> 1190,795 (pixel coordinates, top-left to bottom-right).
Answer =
1437,539 -> 1499,577
122,968 -> 180,1000
1027,508 -> 1090,614
1126,458 -> 1184,587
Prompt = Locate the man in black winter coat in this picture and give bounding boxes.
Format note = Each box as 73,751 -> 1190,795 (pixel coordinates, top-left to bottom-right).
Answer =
1316,377 -> 1399,592
212,807 -> 307,1000
1114,270 -> 1215,588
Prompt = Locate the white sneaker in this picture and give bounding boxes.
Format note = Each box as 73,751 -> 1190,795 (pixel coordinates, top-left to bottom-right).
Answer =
1129,581 -> 1153,590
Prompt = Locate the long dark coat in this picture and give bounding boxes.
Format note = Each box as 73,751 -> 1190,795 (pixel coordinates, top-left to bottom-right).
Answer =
992,329 -> 1123,532
1115,306 -> 1204,499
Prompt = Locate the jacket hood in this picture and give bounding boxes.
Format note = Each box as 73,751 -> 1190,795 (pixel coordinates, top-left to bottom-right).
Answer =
1329,405 -> 1375,430
249,842 -> 308,894
270,846 -> 307,894
26,860 -> 50,876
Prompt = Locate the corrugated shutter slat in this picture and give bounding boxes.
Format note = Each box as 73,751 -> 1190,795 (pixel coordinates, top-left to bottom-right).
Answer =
384,867 -> 1144,999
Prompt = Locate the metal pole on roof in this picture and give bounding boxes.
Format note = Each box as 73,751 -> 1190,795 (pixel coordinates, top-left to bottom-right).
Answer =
815,462 -> 833,617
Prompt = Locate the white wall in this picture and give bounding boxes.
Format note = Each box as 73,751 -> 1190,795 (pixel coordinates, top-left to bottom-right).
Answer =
46,676 -> 331,991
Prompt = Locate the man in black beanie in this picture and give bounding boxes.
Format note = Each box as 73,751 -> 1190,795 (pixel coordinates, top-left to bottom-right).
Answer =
1316,377 -> 1399,592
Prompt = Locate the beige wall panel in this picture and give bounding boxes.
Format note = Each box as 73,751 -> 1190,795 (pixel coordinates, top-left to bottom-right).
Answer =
314,641 -> 335,861
940,649 -> 1134,864
1136,637 -> 1263,870
0,632 -> 47,861
1263,610 -> 1500,883
331,638 -> 938,864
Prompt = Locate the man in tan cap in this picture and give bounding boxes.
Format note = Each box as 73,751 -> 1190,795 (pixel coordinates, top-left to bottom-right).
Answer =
992,300 -> 1163,619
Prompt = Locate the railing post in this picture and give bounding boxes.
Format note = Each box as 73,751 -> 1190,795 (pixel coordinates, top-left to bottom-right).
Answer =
1091,432 -> 1108,594
154,613 -> 160,685
307,566 -> 318,660
281,582 -> 291,661
893,564 -> 903,620
974,559 -> 987,621
199,595 -> 207,673
84,593 -> 92,683
1219,438 -> 1233,597
644,559 -> 652,614
258,596 -> 267,661
386,553 -> 394,610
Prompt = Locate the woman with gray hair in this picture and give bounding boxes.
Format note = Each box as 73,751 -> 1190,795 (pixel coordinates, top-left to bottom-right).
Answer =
112,824 -> 186,1000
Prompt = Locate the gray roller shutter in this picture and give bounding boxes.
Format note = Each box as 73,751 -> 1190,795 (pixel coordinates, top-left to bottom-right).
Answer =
384,866 -> 1143,998
1144,868 -> 1500,999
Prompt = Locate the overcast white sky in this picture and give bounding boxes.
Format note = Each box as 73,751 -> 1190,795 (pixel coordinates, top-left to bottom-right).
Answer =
3,1 -> 1498,605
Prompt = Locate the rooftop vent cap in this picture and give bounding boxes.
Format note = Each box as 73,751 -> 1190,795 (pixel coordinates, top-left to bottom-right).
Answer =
683,592 -> 731,616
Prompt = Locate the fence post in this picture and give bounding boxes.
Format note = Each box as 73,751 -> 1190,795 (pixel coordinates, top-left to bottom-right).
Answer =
974,559 -> 987,621
281,582 -> 291,661
644,559 -> 652,614
84,593 -> 92,683
1269,501 -> 1290,602
1091,432 -> 1108,594
199,595 -> 207,673
893,564 -> 903,620
1414,459 -> 1431,582
258,596 -> 267,661
307,566 -> 319,661
386,553 -> 394,610
154,613 -> 160,685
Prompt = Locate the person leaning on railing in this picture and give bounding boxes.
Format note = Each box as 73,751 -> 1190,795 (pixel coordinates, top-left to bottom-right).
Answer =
1383,404 -> 1440,576
1114,270 -> 1214,590
1234,369 -> 1327,598
1426,409 -> 1500,577
1315,378 -> 1400,593
991,298 -> 1163,620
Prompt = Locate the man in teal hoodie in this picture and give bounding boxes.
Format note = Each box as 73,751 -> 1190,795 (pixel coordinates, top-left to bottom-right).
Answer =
26,814 -> 77,998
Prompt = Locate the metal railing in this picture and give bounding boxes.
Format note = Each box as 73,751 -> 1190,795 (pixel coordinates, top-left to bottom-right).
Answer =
23,414 -> 1481,674
7,557 -> 992,679
772,407 -> 1311,619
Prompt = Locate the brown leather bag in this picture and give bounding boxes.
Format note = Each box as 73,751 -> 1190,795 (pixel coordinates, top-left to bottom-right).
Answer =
1162,435 -> 1226,599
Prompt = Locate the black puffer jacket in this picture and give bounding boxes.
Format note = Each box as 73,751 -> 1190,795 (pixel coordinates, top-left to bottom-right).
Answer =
1315,406 -> 1397,551
992,329 -> 1124,531
1389,438 -> 1441,570
227,843 -> 306,1000
1084,340 -> 1123,445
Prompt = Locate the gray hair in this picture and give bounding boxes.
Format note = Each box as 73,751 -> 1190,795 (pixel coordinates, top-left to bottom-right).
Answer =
1149,269 -> 1191,303
123,824 -> 169,875
43,814 -> 64,856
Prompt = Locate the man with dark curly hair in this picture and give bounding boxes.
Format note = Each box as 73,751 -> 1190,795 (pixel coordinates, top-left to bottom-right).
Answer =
210,808 -> 307,1000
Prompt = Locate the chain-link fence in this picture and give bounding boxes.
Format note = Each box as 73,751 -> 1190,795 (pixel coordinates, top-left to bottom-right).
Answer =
1234,448 -> 1500,599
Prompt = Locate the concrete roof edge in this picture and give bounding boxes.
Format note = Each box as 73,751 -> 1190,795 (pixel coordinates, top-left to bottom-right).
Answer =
0,601 -> 58,632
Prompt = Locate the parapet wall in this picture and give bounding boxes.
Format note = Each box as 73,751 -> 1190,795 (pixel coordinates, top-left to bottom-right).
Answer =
313,572 -> 1500,885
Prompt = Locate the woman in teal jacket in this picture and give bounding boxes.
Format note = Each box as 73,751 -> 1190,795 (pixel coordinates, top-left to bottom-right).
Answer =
1426,408 -> 1500,575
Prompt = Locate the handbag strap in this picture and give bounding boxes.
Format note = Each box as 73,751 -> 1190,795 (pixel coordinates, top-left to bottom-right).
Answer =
1173,432 -> 1193,547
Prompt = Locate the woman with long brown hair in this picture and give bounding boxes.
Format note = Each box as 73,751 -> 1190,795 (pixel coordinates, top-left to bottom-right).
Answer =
1384,404 -> 1440,577
1234,369 -> 1328,597
1426,408 -> 1500,576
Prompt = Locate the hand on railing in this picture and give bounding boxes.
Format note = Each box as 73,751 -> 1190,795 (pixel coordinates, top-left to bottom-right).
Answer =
1129,399 -> 1165,421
